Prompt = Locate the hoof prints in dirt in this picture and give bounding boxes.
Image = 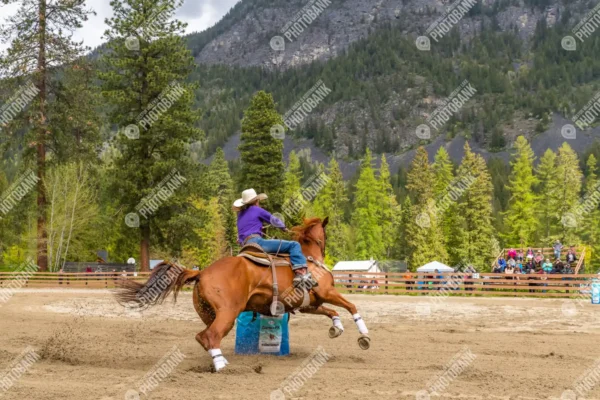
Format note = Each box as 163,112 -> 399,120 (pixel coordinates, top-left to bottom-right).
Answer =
186,363 -> 264,375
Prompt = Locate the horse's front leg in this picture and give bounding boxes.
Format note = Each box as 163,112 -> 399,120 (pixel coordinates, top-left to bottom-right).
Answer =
319,288 -> 370,350
299,305 -> 345,338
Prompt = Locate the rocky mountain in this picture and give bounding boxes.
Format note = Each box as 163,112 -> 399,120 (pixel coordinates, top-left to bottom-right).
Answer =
187,0 -> 600,163
189,0 -> 560,69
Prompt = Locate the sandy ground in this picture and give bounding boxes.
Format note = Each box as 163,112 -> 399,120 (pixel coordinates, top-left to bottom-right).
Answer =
1,290 -> 600,400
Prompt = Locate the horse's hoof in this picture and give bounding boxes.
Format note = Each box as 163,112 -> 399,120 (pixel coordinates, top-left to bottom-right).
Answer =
213,364 -> 227,372
329,326 -> 344,338
213,356 -> 228,372
357,335 -> 371,350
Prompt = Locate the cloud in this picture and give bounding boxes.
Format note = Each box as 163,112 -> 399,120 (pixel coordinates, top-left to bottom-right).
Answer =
0,0 -> 242,51
177,0 -> 240,34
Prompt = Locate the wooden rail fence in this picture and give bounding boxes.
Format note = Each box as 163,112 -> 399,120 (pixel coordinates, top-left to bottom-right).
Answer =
1,271 -> 598,298
332,272 -> 597,298
0,272 -> 153,289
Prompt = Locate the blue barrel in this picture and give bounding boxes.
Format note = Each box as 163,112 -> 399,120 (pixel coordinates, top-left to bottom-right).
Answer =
592,281 -> 600,304
235,311 -> 290,356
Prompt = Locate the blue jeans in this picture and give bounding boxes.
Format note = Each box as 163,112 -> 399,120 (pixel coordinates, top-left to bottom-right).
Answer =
247,237 -> 307,270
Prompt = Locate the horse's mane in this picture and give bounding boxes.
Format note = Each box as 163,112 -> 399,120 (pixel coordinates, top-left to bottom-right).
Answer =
291,217 -> 323,243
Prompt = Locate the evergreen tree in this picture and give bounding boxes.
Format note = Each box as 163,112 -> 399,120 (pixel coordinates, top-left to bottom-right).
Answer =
379,155 -> 401,259
283,151 -> 303,226
397,196 -> 412,263
100,0 -> 202,270
579,154 -> 600,268
48,61 -> 102,164
503,136 -> 538,246
208,148 -> 236,251
535,149 -> 560,243
0,0 -> 94,270
556,142 -> 583,244
352,149 -> 384,260
312,158 -> 350,265
182,197 -> 226,268
239,91 -> 285,210
433,147 -> 454,197
432,147 -> 455,258
406,147 -> 447,268
456,143 -> 494,268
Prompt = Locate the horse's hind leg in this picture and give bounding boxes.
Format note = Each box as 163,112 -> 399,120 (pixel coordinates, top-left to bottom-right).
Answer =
300,305 -> 345,338
193,282 -> 233,371
196,309 -> 238,372
320,288 -> 371,350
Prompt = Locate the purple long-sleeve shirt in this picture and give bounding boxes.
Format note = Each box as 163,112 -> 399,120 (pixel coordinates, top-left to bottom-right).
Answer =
237,206 -> 286,244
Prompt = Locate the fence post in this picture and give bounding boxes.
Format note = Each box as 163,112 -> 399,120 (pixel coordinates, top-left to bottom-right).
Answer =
385,273 -> 388,294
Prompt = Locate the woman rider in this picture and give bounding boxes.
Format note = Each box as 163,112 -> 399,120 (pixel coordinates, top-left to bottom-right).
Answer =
233,188 -> 317,288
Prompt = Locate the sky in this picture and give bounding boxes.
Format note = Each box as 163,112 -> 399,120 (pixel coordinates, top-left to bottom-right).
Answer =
0,0 -> 241,51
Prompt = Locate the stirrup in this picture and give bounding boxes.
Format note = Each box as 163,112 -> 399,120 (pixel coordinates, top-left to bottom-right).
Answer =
293,272 -> 318,289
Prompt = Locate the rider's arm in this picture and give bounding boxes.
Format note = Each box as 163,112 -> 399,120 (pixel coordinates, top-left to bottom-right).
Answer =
258,207 -> 286,230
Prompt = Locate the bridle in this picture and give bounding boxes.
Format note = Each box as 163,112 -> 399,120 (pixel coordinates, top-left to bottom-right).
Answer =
307,224 -> 326,259
315,238 -> 325,258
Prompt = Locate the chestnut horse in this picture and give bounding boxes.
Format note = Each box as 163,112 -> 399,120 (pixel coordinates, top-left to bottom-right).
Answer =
115,217 -> 370,371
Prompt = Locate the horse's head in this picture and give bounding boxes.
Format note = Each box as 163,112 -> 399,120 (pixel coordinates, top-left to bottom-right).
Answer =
291,217 -> 329,258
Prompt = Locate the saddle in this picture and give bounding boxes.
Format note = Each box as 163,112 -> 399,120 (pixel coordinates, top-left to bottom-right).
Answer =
237,242 -> 295,316
237,242 -> 291,267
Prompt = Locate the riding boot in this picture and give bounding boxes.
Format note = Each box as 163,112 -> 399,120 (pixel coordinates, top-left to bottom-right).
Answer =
293,271 -> 319,288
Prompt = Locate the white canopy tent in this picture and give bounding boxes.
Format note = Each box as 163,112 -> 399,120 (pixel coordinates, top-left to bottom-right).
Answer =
417,261 -> 454,273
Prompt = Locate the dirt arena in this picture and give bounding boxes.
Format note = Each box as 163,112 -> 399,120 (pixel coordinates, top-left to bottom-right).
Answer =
1,290 -> 600,400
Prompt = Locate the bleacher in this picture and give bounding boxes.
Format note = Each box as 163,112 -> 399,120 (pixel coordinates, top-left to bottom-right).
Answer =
491,246 -> 586,274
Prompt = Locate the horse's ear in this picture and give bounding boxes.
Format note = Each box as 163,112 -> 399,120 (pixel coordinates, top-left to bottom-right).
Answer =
322,216 -> 329,228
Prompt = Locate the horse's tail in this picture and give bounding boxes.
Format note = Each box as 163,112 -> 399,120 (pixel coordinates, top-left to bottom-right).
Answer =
115,261 -> 201,309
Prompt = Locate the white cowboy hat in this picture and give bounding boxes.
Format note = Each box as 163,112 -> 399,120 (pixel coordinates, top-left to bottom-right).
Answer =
233,188 -> 267,209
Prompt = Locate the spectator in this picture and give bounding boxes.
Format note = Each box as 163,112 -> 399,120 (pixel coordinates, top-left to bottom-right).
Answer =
516,249 -> 524,262
553,259 -> 564,274
508,258 -> 516,268
566,249 -> 577,264
528,268 -> 538,293
497,257 -> 507,272
515,262 -> 523,273
542,259 -> 553,273
526,248 -> 534,260
539,269 -> 549,293
553,240 -> 563,260
493,264 -> 502,273
507,248 -> 517,260
534,251 -> 543,267
524,260 -> 535,273
505,264 -> 515,275
434,269 -> 444,290
464,265 -> 476,291
403,271 -> 413,291
563,264 -> 573,274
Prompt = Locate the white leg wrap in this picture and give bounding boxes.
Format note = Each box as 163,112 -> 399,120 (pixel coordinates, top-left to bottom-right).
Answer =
209,348 -> 227,371
353,313 -> 368,334
332,316 -> 344,331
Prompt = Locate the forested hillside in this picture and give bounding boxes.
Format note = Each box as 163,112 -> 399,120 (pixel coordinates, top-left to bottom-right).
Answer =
1,0 -> 600,273
192,1 -> 600,159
